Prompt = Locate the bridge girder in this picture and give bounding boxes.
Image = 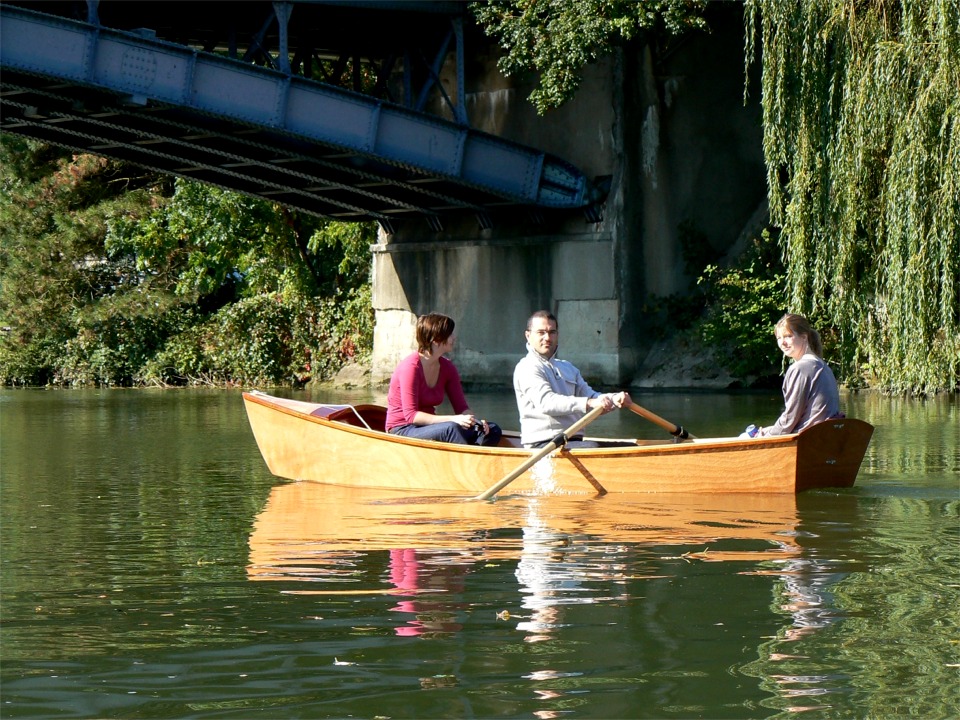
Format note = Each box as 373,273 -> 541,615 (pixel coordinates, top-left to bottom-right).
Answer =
0,1 -> 605,230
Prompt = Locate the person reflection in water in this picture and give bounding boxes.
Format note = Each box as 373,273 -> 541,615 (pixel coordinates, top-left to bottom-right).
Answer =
512,503 -> 627,643
775,556 -> 848,643
388,548 -> 467,638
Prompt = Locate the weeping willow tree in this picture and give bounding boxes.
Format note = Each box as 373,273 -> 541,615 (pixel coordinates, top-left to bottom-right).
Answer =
745,0 -> 959,394
473,1 -> 956,392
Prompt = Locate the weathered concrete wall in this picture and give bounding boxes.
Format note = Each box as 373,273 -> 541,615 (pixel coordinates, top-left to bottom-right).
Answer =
371,5 -> 765,389
372,229 -> 622,386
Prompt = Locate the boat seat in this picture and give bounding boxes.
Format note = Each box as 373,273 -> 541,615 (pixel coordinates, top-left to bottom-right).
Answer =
326,406 -> 520,446
326,404 -> 387,433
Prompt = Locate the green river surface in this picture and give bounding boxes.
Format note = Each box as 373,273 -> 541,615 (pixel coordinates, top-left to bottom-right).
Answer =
1,387 -> 957,719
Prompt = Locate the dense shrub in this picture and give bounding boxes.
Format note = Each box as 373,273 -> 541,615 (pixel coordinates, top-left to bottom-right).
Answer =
697,230 -> 787,383
140,287 -> 373,387
0,139 -> 375,387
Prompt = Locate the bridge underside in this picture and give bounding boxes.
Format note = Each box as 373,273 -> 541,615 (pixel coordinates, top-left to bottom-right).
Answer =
0,1 -> 602,231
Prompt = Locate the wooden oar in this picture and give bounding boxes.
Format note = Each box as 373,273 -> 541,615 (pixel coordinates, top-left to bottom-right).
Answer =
472,405 -> 606,501
627,401 -> 696,440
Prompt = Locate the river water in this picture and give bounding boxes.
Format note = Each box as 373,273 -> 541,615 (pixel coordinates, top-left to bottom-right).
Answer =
1,388 -> 957,719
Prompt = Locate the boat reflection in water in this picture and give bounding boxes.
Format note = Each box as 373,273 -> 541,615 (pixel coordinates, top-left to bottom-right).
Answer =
247,483 -> 811,639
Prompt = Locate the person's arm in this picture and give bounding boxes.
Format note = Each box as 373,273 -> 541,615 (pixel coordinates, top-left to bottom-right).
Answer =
412,409 -> 474,427
394,356 -> 424,425
556,362 -> 625,413
761,364 -> 811,436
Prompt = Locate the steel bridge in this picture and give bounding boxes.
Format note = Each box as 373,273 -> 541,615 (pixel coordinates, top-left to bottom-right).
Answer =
0,0 -> 604,232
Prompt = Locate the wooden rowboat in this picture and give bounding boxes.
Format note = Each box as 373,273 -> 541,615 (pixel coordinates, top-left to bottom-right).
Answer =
242,391 -> 874,495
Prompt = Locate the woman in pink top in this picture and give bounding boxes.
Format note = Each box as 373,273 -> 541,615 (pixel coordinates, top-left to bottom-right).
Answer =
385,313 -> 502,446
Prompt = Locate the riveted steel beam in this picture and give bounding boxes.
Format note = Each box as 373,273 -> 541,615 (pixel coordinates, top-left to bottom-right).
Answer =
0,2 -> 603,225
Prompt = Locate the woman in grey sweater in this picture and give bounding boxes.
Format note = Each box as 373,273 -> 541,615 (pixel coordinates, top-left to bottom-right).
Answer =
753,313 -> 842,437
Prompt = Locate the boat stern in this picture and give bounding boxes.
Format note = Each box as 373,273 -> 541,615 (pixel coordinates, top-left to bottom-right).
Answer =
794,418 -> 874,491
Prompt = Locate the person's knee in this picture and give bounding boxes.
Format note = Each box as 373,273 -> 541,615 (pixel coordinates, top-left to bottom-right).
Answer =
481,422 -> 503,446
435,422 -> 470,444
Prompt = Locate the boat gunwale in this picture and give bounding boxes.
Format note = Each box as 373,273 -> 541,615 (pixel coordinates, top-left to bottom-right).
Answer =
241,391 -> 803,458
243,391 -> 526,456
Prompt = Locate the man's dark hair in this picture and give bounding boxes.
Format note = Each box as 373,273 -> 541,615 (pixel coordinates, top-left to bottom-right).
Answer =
526,310 -> 557,331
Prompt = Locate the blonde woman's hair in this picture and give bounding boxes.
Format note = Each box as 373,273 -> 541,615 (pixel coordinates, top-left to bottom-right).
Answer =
775,313 -> 823,358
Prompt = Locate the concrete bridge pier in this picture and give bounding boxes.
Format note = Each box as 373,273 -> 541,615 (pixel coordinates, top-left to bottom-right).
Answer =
371,6 -> 765,390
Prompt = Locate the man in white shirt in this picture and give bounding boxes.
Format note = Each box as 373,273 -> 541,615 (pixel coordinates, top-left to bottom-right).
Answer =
513,310 -> 632,448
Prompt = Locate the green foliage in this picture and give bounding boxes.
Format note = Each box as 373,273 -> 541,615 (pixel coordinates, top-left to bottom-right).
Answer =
0,138 -> 170,385
471,0 -> 707,114
744,0 -> 960,393
308,220 -> 375,291
142,287 -> 373,387
57,303 -> 195,386
698,230 -> 787,381
105,180 -> 318,300
0,137 -> 376,387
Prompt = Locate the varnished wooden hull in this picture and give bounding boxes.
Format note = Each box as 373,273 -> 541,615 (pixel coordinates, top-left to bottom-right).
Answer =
242,391 -> 873,495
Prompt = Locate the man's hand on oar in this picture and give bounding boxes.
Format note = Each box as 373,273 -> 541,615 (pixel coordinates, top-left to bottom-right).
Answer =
626,401 -> 696,440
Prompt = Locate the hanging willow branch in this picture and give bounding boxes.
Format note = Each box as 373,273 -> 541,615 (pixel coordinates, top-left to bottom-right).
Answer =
745,0 -> 959,394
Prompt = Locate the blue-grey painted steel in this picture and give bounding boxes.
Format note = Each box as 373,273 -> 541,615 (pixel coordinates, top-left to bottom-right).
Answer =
0,71 -> 498,223
0,4 -> 589,211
